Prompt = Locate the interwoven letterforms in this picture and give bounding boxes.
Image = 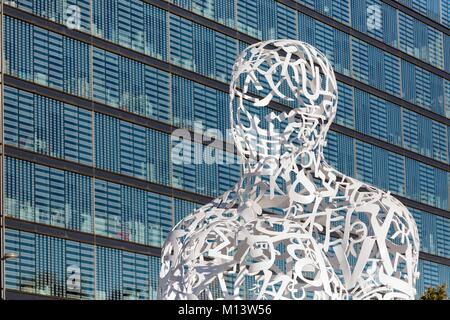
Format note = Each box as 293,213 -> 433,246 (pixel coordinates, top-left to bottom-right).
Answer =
159,40 -> 420,300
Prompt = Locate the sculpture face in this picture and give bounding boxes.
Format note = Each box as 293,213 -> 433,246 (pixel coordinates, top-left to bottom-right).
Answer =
230,39 -> 338,162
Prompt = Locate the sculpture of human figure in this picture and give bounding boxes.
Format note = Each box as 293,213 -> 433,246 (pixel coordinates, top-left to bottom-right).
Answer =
158,40 -> 420,300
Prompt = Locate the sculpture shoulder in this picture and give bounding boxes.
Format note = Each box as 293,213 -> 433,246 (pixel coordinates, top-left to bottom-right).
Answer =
160,193 -> 239,269
329,168 -> 408,210
339,173 -> 419,242
328,167 -> 416,226
171,193 -> 239,239
350,177 -> 410,214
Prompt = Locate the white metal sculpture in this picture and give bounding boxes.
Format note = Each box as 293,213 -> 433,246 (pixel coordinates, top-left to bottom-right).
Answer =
159,40 -> 420,300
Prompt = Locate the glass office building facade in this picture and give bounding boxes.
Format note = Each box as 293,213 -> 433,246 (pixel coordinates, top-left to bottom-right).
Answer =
0,0 -> 448,299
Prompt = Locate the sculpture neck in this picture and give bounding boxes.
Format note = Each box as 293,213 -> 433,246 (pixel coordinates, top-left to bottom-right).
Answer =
238,146 -> 326,206
241,145 -> 324,175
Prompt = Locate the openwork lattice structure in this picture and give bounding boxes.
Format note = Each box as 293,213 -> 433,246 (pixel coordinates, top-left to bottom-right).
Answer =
159,40 -> 420,300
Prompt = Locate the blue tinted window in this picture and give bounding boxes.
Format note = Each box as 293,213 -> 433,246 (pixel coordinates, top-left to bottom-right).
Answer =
417,260 -> 450,298
443,0 -> 450,28
276,2 -> 298,39
173,198 -> 202,225
94,113 -> 170,186
448,126 -> 450,163
351,38 -> 369,83
171,138 -> 218,196
403,109 -> 448,162
354,89 -> 402,146
355,140 -> 405,195
170,14 -> 237,83
92,0 -> 167,60
4,17 -> 90,98
398,0 -> 443,27
169,0 -> 235,28
445,79 -> 450,118
399,11 -> 444,69
335,82 -> 354,128
4,86 -> 92,164
92,48 -> 170,123
299,0 -> 350,25
351,38 -> 401,97
323,131 -> 355,177
5,229 -> 95,299
96,246 -> 159,300
5,229 -> 160,300
411,208 -> 450,258
381,1 -> 400,48
405,159 -> 448,210
172,138 -> 240,197
298,15 -> 351,76
237,0 -> 297,40
445,35 -> 450,73
5,157 -> 93,233
13,0 -> 91,32
401,61 -> 445,115
237,0 -> 275,39
172,75 -> 230,135
297,12 -> 315,45
95,179 -> 172,247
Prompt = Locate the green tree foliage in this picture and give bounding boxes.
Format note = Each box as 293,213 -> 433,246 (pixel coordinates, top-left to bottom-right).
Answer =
420,284 -> 448,300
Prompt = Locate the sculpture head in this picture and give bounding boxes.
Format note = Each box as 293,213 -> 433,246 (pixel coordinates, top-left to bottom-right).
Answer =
229,40 -> 338,165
